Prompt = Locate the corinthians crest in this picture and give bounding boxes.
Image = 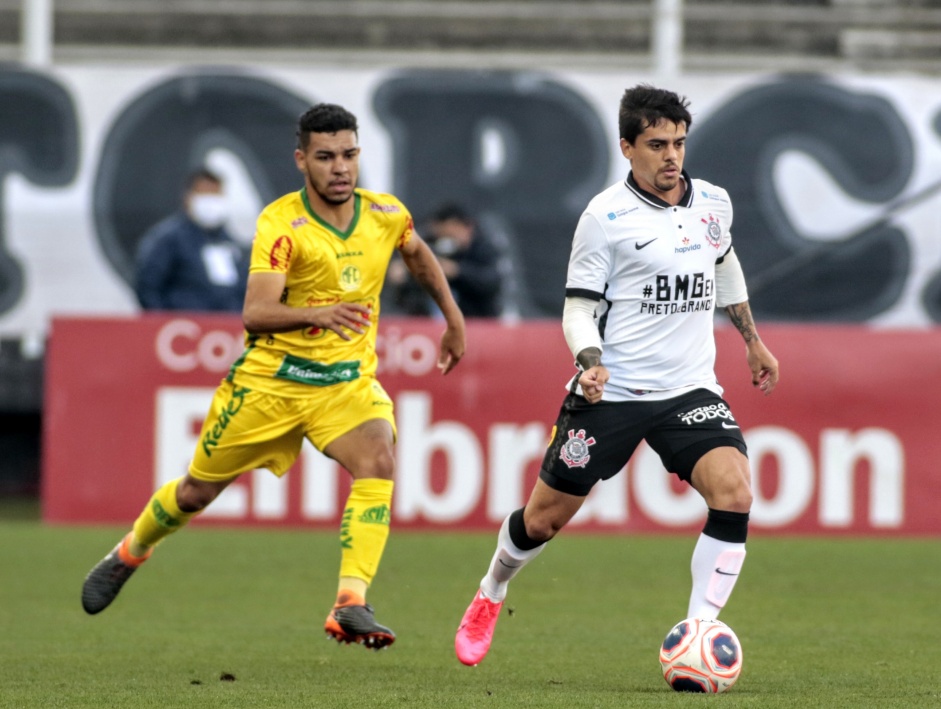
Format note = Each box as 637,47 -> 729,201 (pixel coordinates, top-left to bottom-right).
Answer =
701,213 -> 722,249
560,429 -> 596,468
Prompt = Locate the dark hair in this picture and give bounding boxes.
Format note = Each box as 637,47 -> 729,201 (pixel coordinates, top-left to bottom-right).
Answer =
296,103 -> 359,149
185,167 -> 222,192
618,84 -> 692,144
428,202 -> 472,224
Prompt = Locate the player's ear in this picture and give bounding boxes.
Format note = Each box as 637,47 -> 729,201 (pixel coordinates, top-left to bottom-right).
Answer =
293,149 -> 306,174
619,138 -> 633,160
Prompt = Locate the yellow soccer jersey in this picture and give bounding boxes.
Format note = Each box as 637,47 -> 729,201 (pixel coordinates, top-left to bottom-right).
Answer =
227,187 -> 414,397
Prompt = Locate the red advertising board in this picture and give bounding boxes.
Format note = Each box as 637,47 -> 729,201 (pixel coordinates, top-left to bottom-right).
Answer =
42,315 -> 941,535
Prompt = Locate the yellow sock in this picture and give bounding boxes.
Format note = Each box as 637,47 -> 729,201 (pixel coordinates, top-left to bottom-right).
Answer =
131,477 -> 198,550
338,478 -> 393,589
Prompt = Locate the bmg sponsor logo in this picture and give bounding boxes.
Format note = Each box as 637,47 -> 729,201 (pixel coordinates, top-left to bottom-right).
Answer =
640,272 -> 714,314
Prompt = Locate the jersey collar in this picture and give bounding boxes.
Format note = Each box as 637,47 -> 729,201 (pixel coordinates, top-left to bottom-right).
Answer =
624,170 -> 693,209
301,187 -> 361,241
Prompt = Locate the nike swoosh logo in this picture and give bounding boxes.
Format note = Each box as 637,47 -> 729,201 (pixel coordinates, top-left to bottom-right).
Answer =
721,422 -> 740,429
635,238 -> 657,250
715,568 -> 739,576
498,559 -> 520,569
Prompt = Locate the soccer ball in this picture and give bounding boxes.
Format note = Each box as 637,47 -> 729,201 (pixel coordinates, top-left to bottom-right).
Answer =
659,618 -> 743,693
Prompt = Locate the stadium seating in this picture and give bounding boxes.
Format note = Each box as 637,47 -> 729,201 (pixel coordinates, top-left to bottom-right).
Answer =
0,0 -> 939,73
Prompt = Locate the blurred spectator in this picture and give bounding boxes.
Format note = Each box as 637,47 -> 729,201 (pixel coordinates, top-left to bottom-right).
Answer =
134,168 -> 248,311
388,203 -> 503,317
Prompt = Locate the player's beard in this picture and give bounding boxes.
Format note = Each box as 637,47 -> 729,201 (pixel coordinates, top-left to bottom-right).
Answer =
654,165 -> 680,193
313,181 -> 355,205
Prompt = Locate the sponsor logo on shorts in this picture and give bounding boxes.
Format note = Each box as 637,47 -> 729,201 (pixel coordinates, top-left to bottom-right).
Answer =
560,428 -> 596,468
677,402 -> 737,426
275,355 -> 361,386
201,385 -> 251,457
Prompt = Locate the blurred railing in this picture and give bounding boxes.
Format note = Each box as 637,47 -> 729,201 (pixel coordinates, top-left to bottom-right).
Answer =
1,0 -> 940,74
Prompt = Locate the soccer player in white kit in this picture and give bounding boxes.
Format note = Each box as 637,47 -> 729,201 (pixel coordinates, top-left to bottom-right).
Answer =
455,84 -> 780,666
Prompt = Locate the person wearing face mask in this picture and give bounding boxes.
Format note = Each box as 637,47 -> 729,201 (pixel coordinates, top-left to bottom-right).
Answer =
134,168 -> 248,312
387,203 -> 503,318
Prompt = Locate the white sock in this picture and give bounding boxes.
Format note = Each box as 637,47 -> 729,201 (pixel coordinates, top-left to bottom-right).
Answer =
479,514 -> 545,602
687,533 -> 746,619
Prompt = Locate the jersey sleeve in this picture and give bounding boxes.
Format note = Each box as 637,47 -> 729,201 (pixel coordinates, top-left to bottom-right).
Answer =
719,187 -> 734,256
397,214 -> 414,250
359,191 -> 413,250
390,196 -> 414,250
249,207 -> 294,275
565,211 -> 610,300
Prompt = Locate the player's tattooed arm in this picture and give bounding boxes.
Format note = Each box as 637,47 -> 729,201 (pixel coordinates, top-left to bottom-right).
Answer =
725,301 -> 760,344
576,346 -> 603,371
726,300 -> 780,395
576,347 -> 608,404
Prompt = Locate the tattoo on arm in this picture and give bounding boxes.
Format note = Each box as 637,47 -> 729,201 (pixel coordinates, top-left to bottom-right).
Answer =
577,347 -> 602,371
726,302 -> 759,343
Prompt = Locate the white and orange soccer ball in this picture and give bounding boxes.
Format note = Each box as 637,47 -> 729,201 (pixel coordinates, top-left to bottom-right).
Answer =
659,618 -> 743,693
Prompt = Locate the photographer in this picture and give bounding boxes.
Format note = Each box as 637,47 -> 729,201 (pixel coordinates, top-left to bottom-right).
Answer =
389,203 -> 503,318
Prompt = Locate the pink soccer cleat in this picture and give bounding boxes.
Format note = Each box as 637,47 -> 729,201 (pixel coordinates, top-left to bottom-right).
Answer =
455,590 -> 504,666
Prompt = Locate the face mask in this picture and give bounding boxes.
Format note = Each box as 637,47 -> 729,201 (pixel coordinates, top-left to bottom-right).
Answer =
189,194 -> 228,230
433,237 -> 459,256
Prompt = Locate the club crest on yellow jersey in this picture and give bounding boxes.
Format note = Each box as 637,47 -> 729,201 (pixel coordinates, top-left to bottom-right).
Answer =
341,264 -> 362,291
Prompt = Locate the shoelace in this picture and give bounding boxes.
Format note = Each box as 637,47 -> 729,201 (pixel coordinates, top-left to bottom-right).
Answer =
463,600 -> 497,640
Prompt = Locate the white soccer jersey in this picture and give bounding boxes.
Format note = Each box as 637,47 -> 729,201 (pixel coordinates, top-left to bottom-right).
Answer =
565,171 -> 734,402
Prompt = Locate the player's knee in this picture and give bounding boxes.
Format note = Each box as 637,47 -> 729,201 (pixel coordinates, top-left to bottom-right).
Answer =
524,515 -> 563,543
352,449 -> 395,480
176,476 -> 225,512
719,466 -> 752,512
697,472 -> 752,513
728,483 -> 753,513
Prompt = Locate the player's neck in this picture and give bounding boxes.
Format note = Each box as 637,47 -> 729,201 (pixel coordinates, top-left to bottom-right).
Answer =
653,176 -> 686,206
306,188 -> 356,232
632,173 -> 686,206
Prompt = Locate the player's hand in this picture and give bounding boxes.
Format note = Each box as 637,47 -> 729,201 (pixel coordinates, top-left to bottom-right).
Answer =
746,339 -> 779,396
579,365 -> 609,404
437,323 -> 465,375
309,303 -> 372,341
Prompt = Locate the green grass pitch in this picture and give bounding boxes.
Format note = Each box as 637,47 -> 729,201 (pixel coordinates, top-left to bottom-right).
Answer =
1,499 -> 939,708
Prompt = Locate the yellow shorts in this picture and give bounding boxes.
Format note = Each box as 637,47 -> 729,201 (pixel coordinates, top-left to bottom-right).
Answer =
188,376 -> 396,482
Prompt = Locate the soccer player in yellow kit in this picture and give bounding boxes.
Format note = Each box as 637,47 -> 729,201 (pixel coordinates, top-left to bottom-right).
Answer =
81,104 -> 466,650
